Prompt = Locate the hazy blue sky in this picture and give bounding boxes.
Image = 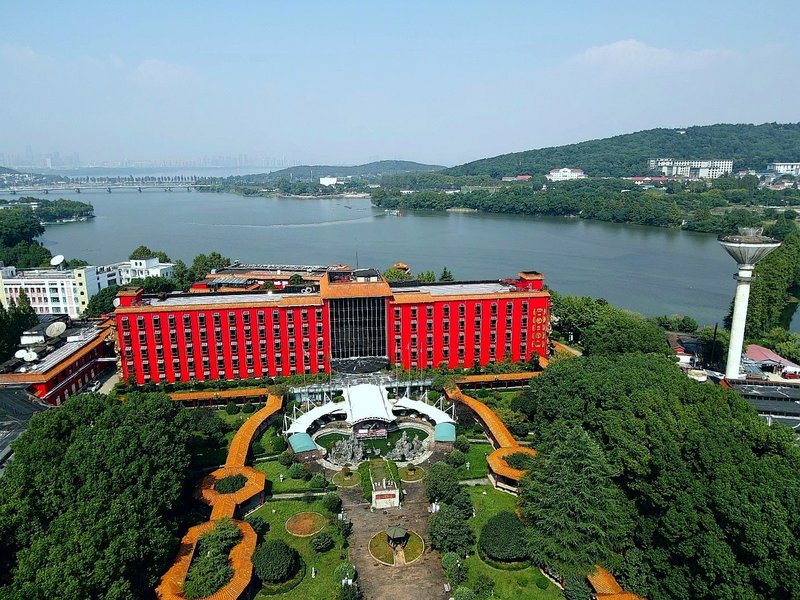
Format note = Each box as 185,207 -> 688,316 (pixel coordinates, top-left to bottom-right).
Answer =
1,1 -> 798,166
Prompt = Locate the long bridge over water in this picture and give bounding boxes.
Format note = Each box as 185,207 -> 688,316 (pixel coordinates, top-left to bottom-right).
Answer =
0,183 -> 216,195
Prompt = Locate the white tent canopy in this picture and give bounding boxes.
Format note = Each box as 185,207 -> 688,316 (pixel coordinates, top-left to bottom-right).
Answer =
346,384 -> 393,425
393,396 -> 455,425
286,402 -> 346,434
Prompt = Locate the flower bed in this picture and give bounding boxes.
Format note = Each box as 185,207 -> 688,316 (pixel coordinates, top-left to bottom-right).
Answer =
285,512 -> 327,537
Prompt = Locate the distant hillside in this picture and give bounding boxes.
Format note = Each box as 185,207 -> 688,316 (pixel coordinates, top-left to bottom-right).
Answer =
242,160 -> 444,182
0,167 -> 20,175
444,123 -> 800,178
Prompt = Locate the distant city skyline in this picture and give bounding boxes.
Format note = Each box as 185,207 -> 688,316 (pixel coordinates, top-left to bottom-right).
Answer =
1,1 -> 798,167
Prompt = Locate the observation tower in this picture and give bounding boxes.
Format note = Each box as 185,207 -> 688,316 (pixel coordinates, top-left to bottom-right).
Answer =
717,228 -> 781,379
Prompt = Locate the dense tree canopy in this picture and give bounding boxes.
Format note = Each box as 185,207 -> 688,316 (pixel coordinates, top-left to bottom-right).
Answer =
0,392 -> 192,599
478,511 -> 530,563
581,309 -> 670,356
511,354 -> 800,599
128,245 -> 171,263
521,427 -> 633,577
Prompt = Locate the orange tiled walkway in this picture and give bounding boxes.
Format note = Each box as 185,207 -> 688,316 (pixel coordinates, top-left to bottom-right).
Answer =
156,392 -> 283,600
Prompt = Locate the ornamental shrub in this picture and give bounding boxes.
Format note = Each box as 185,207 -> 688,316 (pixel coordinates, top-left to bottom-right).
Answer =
427,390 -> 441,402
338,584 -> 363,600
242,401 -> 255,414
252,539 -> 299,583
322,492 -> 342,514
246,516 -> 269,538
441,552 -> 467,586
505,451 -> 536,471
333,395 -> 345,403
278,451 -> 295,466
310,532 -> 335,553
534,573 -> 550,590
309,473 -> 327,489
288,463 -> 306,479
446,449 -> 466,468
454,435 -> 470,453
271,436 -> 288,453
454,587 -> 476,600
225,400 -> 239,415
215,474 -> 247,494
333,561 -> 356,582
478,511 -> 529,563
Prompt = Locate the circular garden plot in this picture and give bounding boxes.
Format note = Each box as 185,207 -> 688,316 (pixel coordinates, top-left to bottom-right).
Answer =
285,511 -> 326,537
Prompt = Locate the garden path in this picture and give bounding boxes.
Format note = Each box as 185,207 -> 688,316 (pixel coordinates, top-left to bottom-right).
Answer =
340,483 -> 448,600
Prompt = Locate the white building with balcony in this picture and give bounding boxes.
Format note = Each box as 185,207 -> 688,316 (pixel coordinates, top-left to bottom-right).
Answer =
648,158 -> 733,179
110,257 -> 174,285
0,264 -> 119,317
545,167 -> 587,182
767,162 -> 800,176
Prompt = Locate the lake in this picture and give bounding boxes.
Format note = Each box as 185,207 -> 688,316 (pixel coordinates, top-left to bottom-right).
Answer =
30,188 -> 792,330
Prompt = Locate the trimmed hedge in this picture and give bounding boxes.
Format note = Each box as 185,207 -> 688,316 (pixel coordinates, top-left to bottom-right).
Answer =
253,539 -> 300,583
310,532 -> 335,553
478,511 -> 529,563
215,474 -> 247,494
183,518 -> 242,599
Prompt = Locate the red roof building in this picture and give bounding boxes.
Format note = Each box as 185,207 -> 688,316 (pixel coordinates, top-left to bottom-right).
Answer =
115,270 -> 550,385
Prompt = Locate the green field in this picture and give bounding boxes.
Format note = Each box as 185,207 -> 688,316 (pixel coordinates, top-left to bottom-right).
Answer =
455,443 -> 494,480
463,486 -> 564,600
254,461 -> 329,495
249,499 -> 346,600
315,427 -> 428,454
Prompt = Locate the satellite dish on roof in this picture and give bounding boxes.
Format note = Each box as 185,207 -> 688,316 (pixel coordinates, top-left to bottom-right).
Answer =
112,297 -> 121,308
50,254 -> 65,269
46,321 -> 67,338
14,349 -> 27,359
23,350 -> 38,362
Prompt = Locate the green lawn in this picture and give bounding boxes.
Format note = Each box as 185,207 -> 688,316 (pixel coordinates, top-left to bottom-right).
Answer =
316,427 -> 428,454
254,461 -> 328,495
455,443 -> 494,480
463,486 -> 564,600
249,499 -> 345,600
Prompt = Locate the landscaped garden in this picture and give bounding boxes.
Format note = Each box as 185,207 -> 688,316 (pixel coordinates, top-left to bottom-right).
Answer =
368,530 -> 424,565
332,467 -> 359,487
247,498 -> 352,600
316,427 -> 428,455
254,460 -> 331,495
454,443 -> 493,480
462,486 -> 563,600
398,464 -> 425,481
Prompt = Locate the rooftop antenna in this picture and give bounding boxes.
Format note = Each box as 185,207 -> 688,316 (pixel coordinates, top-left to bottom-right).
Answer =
45,321 -> 67,338
355,248 -> 359,270
50,254 -> 65,270
717,227 -> 781,379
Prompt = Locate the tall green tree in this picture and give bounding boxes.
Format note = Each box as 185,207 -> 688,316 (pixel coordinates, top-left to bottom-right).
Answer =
0,392 -> 192,599
439,266 -> 454,281
520,427 -> 632,578
128,245 -> 171,262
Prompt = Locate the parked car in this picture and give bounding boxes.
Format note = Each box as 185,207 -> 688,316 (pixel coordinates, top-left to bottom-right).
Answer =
781,370 -> 800,380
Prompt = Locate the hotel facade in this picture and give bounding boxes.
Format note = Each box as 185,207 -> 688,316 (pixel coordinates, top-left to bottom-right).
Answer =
114,269 -> 550,385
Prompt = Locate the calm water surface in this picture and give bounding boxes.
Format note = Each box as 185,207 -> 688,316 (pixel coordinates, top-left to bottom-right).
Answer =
34,189 -> 792,330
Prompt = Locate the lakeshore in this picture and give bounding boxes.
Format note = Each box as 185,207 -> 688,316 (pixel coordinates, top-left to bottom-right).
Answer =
33,189 -> 795,330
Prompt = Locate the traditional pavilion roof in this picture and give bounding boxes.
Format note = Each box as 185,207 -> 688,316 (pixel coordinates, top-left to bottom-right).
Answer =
288,432 -> 317,454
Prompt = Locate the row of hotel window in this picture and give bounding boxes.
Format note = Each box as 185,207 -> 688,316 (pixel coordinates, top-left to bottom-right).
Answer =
121,308 -> 323,331
395,302 -> 542,320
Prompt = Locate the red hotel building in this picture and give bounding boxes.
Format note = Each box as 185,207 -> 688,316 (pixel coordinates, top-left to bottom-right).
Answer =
114,269 -> 550,385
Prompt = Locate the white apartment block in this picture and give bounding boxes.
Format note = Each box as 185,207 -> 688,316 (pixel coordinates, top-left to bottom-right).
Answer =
545,167 -> 587,182
0,265 -> 119,318
767,162 -> 800,176
648,158 -> 733,179
110,257 -> 174,285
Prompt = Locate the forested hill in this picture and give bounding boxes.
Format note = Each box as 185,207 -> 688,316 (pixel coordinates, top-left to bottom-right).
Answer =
240,160 -> 444,182
0,167 -> 20,175
444,123 -> 800,178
